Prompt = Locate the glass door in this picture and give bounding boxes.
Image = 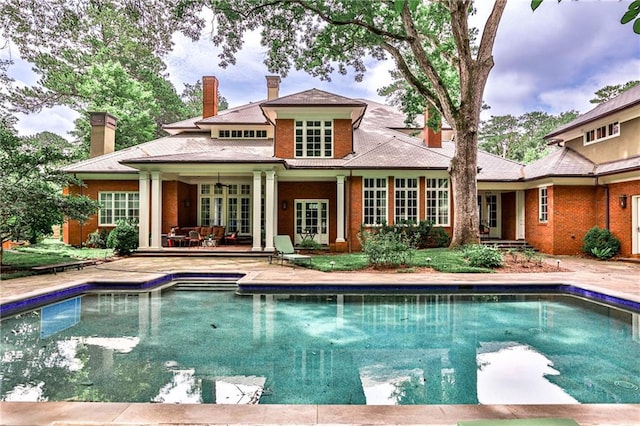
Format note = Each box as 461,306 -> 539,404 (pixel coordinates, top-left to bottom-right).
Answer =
294,200 -> 328,244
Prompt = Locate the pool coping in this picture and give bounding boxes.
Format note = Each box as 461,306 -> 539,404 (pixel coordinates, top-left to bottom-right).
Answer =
2,271 -> 639,318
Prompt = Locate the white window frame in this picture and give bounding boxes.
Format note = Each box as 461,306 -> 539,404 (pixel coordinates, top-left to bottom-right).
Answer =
394,178 -> 418,223
363,178 -> 388,225
98,192 -> 139,226
539,186 -> 548,223
295,119 -> 333,158
425,178 -> 450,226
583,121 -> 620,145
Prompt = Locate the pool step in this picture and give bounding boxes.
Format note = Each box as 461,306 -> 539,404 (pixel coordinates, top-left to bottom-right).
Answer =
172,277 -> 238,291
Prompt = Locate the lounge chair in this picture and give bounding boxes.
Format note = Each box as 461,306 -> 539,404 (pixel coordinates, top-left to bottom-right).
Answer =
273,235 -> 312,266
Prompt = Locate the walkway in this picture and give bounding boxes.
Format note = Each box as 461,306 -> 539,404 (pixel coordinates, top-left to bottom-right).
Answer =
1,255 -> 639,425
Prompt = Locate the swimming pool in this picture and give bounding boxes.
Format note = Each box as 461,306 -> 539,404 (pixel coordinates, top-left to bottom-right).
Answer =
1,287 -> 638,405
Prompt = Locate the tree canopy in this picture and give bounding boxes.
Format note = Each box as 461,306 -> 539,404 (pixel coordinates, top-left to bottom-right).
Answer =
0,123 -> 98,253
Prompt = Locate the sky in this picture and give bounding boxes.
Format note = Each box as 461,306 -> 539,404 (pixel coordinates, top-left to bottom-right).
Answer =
3,0 -> 639,139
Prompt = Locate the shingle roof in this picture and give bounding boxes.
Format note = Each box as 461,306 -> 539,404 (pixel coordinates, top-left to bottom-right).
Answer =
196,101 -> 268,125
523,147 -> 596,180
261,88 -> 367,107
545,84 -> 640,139
595,155 -> 640,175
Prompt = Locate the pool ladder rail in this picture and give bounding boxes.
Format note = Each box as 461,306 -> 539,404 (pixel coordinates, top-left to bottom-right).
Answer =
171,276 -> 239,291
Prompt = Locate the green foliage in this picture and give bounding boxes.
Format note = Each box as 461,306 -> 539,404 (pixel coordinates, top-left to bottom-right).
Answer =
532,0 -> 640,34
181,81 -> 229,118
299,238 -> 322,250
582,227 -> 620,260
589,80 -> 640,104
1,0 -> 193,156
0,124 -> 98,247
461,244 -> 504,269
479,110 -> 579,163
106,220 -> 139,256
359,225 -> 417,268
86,228 -> 109,249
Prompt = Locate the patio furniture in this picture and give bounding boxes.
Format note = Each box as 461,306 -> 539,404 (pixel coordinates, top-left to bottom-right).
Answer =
224,230 -> 238,245
168,234 -> 187,247
273,235 -> 312,266
188,230 -> 203,248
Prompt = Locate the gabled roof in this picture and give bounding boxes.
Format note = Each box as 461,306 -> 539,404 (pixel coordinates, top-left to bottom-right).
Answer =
523,147 -> 597,180
545,84 -> 640,139
261,88 -> 367,107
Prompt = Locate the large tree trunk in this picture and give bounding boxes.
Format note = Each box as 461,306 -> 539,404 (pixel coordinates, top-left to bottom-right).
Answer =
449,125 -> 480,248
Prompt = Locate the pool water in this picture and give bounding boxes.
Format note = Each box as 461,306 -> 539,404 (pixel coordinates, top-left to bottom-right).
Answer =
1,291 -> 639,405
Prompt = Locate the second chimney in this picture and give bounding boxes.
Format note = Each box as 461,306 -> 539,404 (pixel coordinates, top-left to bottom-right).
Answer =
266,75 -> 281,100
424,109 -> 442,149
202,76 -> 219,118
89,112 -> 117,158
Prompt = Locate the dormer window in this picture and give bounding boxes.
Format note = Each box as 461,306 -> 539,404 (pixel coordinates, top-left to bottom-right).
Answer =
295,120 -> 333,157
584,121 -> 619,145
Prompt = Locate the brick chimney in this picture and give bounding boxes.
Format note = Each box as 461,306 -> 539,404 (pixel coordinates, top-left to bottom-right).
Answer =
266,75 -> 281,100
89,112 -> 117,158
202,76 -> 219,119
424,109 -> 442,148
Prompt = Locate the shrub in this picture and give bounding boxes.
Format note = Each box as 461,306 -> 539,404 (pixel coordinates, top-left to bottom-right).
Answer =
299,238 -> 322,251
86,228 -> 109,249
106,220 -> 139,256
462,244 -> 504,268
359,225 -> 417,268
582,227 -> 620,260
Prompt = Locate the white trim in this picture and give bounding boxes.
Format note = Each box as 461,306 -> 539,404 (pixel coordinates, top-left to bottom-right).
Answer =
538,186 -> 548,223
583,121 -> 620,145
98,191 -> 140,227
252,171 -> 262,251
138,172 -> 150,248
264,170 -> 276,251
336,176 -> 346,243
633,195 -> 640,255
425,177 -> 450,227
150,171 -> 162,249
516,190 -> 526,240
294,119 -> 333,158
294,199 -> 330,245
362,177 -> 388,225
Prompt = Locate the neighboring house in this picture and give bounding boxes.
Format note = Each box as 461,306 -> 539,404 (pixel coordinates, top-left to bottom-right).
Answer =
62,76 -> 638,258
525,85 -> 640,258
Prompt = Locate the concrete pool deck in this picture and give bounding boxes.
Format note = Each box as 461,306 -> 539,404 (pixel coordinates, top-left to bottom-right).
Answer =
1,255 -> 639,425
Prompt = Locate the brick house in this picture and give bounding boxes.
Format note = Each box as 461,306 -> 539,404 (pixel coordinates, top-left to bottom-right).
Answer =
62,76 -> 639,258
524,85 -> 640,258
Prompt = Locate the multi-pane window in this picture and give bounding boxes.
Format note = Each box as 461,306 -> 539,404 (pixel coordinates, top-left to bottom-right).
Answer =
199,184 -> 227,227
425,178 -> 450,226
218,129 -> 268,139
539,187 -> 548,222
584,121 -> 619,144
295,120 -> 333,157
98,192 -> 139,226
227,184 -> 251,233
363,178 -> 387,225
395,178 -> 418,223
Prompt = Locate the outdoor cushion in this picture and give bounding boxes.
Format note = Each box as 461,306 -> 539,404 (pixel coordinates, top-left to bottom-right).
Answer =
273,235 -> 311,266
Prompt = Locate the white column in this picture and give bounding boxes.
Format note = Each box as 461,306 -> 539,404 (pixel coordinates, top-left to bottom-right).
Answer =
336,175 -> 346,242
273,174 -> 279,240
252,171 -> 262,251
138,171 -> 150,249
150,171 -> 163,249
264,170 -> 275,252
516,190 -> 525,240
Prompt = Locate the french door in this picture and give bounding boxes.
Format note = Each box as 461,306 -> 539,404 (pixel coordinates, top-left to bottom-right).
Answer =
294,200 -> 329,245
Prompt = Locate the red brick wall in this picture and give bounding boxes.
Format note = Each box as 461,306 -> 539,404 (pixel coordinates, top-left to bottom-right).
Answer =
277,181 -> 337,243
525,187 -> 553,253
64,180 -> 139,246
606,181 -> 638,258
552,186 -> 597,255
501,192 -> 516,240
274,119 -> 294,158
524,185 -> 625,256
334,119 -> 353,158
349,176 -> 363,251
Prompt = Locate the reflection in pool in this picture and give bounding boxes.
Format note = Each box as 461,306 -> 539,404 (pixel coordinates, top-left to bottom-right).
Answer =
1,291 -> 638,405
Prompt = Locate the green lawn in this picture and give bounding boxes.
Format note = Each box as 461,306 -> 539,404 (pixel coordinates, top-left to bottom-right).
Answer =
308,248 -> 493,273
1,239 -> 114,279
